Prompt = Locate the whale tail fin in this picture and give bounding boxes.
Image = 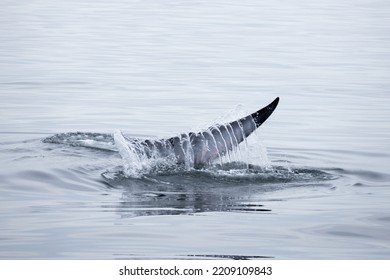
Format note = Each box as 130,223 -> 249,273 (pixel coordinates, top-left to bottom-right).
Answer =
147,97 -> 280,168
192,97 -> 280,166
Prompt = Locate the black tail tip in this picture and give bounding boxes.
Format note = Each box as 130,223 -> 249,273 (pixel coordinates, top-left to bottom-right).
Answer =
273,97 -> 280,107
266,97 -> 279,111
250,97 -> 280,127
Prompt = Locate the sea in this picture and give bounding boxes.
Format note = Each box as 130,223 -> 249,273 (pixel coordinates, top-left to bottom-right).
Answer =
0,0 -> 389,259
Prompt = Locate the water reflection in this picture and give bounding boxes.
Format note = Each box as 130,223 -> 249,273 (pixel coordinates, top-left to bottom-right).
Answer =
102,166 -> 335,218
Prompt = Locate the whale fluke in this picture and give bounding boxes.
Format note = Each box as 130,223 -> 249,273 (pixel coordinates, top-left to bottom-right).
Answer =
116,97 -> 279,169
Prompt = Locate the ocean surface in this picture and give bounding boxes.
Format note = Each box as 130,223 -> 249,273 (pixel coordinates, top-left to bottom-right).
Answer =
1,0 -> 390,259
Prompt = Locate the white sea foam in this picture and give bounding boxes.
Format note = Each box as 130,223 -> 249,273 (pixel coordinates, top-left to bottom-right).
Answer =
114,130 -> 177,178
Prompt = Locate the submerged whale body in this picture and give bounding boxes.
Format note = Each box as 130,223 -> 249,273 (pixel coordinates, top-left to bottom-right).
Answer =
115,97 -> 279,169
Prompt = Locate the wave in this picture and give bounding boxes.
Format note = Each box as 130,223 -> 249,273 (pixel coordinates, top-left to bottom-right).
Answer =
43,131 -> 337,185
102,164 -> 336,187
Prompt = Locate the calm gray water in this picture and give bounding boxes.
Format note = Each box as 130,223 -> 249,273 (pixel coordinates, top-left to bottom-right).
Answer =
1,0 -> 390,259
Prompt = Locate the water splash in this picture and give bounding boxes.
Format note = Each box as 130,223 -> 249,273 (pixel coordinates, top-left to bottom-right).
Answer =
113,130 -> 177,178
